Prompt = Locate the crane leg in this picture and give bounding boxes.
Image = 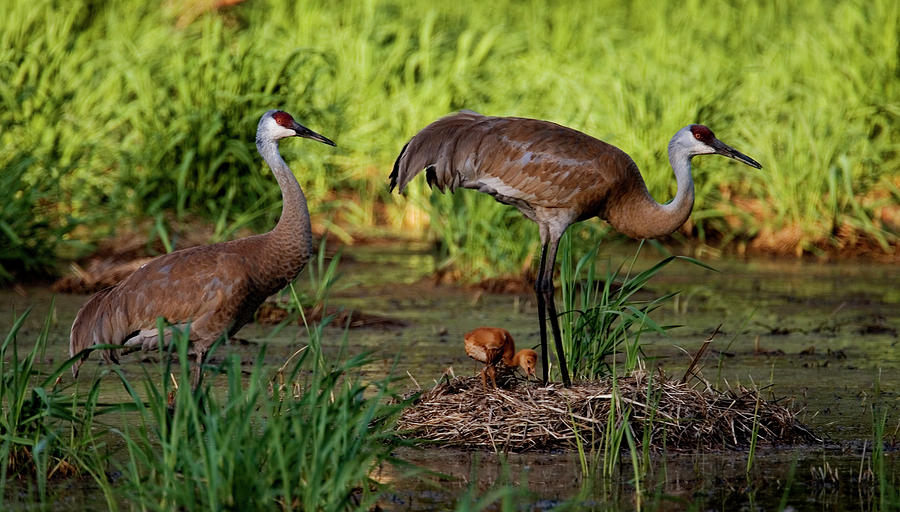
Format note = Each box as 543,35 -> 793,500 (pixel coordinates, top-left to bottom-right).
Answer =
535,239 -> 572,387
190,352 -> 204,390
535,272 -> 550,383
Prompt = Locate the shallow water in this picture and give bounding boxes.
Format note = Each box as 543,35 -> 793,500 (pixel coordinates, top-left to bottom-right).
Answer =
2,241 -> 898,509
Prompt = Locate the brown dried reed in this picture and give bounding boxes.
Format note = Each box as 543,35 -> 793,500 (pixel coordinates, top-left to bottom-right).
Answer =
396,367 -> 818,452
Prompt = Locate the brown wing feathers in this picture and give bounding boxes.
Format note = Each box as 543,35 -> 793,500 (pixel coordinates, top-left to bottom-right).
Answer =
390,112 -> 486,193
389,141 -> 411,191
69,287 -> 127,376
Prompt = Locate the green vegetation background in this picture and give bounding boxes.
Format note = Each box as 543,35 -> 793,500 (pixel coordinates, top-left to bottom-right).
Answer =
2,0 -> 898,282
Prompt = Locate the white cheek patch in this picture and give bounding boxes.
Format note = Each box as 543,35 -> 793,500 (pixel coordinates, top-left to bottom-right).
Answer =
273,125 -> 296,138
264,117 -> 297,139
687,135 -> 716,155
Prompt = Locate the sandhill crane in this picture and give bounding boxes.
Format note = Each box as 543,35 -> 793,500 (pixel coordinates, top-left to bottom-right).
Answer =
390,111 -> 761,386
69,110 -> 335,387
464,327 -> 537,389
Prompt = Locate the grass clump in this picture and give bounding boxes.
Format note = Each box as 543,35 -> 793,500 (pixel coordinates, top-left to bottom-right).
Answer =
114,317 -> 411,511
558,238 -> 712,381
0,155 -> 78,284
425,191 -> 539,282
2,0 -> 898,283
2,302 -> 413,509
0,306 -> 113,506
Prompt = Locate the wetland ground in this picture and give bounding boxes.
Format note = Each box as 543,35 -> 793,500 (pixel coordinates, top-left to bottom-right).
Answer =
2,241 -> 898,510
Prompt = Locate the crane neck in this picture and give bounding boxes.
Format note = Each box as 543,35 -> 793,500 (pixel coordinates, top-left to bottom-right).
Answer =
508,349 -> 536,374
660,141 -> 696,224
605,139 -> 695,239
256,137 -> 313,279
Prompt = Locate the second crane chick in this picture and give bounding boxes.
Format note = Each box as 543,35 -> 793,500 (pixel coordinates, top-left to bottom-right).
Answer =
464,327 -> 537,389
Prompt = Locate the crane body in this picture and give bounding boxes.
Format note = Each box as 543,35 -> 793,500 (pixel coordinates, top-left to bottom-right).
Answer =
392,111 -> 761,386
70,110 -> 335,387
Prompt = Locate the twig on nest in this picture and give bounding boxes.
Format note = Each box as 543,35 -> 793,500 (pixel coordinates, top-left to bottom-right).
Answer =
396,366 -> 818,452
681,324 -> 721,385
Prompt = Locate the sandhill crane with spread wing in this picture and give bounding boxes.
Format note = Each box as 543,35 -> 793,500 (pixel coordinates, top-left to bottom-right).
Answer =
390,111 -> 761,386
69,110 -> 335,387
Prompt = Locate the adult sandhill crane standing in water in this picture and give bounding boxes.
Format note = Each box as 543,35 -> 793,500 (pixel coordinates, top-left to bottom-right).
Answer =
390,111 -> 762,386
464,327 -> 537,389
69,110 -> 335,387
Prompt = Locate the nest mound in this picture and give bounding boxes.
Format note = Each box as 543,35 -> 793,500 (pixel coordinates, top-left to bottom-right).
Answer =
397,369 -> 818,452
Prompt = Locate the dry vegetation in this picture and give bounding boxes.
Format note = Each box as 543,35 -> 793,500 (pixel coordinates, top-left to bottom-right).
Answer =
397,368 -> 818,452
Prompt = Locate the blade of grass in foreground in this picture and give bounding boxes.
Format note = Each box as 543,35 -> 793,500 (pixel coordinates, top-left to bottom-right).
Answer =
111,315 -> 413,511
0,306 -> 119,509
559,237 -> 715,381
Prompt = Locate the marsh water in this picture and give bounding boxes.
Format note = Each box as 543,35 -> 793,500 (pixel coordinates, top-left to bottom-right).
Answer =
3,241 -> 899,510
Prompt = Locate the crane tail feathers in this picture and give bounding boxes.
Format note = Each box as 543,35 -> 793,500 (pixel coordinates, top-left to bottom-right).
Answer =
389,111 -> 487,194
389,141 -> 410,192
69,287 -> 127,378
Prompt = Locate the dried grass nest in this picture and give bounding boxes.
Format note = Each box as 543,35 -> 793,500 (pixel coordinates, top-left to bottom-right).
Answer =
396,367 -> 819,452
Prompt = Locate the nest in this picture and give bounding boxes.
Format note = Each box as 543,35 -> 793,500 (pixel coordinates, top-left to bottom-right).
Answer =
396,367 -> 818,452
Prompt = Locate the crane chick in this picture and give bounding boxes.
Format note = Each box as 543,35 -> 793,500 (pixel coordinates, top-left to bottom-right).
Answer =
464,327 -> 537,389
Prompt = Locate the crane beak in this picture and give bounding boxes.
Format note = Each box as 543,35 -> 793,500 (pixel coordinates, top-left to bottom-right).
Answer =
711,138 -> 761,169
292,122 -> 336,147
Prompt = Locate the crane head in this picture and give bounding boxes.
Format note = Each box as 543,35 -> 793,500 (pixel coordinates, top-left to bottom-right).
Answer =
686,124 -> 761,169
259,110 -> 336,146
515,349 -> 538,378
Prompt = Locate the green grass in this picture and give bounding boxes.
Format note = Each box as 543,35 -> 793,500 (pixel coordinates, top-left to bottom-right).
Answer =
1,0 -> 898,282
870,371 -> 900,511
426,190 -> 540,280
0,305 -> 114,506
2,307 -> 414,510
113,317 -> 410,511
558,237 -> 713,381
0,155 -> 78,282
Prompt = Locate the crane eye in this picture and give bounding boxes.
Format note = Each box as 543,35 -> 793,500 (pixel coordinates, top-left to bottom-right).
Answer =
690,125 -> 714,143
273,111 -> 294,128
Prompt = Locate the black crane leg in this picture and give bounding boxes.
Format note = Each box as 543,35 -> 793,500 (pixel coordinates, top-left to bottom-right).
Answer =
535,245 -> 551,384
535,241 -> 572,387
545,287 -> 571,387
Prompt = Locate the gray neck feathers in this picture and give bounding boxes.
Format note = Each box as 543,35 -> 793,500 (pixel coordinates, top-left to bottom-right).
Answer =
605,134 -> 695,239
660,137 -> 696,224
256,137 -> 313,280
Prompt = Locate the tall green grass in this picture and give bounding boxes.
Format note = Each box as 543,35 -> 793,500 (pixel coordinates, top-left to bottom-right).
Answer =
869,371 -> 900,511
427,191 -> 540,280
0,306 -> 114,506
2,0 -> 898,282
113,315 -> 410,511
558,237 -> 713,380
2,307 -> 413,510
0,155 -> 78,282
